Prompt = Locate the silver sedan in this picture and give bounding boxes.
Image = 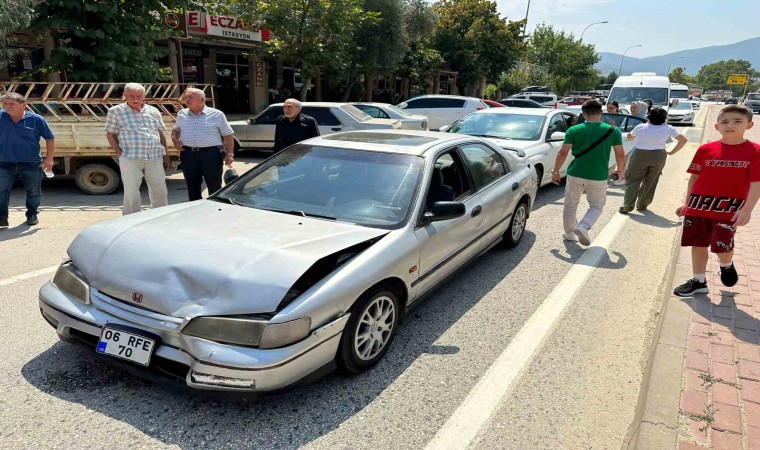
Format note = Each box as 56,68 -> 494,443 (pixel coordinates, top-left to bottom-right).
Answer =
352,102 -> 429,130
39,130 -> 537,392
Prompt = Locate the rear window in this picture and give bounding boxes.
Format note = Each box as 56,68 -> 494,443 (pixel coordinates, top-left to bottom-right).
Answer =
747,94 -> 760,100
340,105 -> 373,122
403,98 -> 431,109
428,98 -> 465,108
530,96 -> 553,103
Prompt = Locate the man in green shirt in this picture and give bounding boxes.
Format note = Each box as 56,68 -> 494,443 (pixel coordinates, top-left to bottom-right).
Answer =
551,100 -> 625,245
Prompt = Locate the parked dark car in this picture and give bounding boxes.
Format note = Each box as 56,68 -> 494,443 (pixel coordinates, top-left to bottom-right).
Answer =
497,99 -> 545,108
725,98 -> 739,105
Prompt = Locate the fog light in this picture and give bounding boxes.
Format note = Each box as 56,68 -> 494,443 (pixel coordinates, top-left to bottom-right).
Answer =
190,371 -> 256,389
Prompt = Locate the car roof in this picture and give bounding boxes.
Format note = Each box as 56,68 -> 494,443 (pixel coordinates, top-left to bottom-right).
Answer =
404,94 -> 480,101
306,130 -> 475,156
267,102 -> 352,108
352,102 -> 393,107
470,107 -> 559,117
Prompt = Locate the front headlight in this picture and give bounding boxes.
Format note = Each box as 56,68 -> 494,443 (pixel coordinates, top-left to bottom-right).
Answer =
181,316 -> 311,348
53,261 -> 90,304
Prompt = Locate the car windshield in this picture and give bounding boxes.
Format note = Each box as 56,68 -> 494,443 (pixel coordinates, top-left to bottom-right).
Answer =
447,113 -> 545,141
340,105 -> 374,122
748,94 -> 760,100
387,104 -> 413,117
608,87 -> 669,105
672,102 -> 693,110
215,145 -> 424,229
670,89 -> 689,99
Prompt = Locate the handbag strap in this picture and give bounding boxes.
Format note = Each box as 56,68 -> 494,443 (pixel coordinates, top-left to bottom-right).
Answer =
573,126 -> 615,159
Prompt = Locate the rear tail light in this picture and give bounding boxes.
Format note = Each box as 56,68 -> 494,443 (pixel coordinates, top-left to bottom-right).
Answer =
553,103 -> 558,109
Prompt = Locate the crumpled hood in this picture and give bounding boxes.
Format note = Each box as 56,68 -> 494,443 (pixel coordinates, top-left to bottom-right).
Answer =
68,201 -> 387,317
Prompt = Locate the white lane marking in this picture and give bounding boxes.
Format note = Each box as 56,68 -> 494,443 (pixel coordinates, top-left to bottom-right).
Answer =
0,265 -> 59,287
426,212 -> 629,450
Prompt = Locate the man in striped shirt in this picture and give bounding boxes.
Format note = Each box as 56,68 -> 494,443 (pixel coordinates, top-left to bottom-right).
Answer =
105,83 -> 169,215
171,88 -> 235,201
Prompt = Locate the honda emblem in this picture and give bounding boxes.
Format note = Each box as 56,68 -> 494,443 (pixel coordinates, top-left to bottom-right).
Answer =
132,292 -> 144,303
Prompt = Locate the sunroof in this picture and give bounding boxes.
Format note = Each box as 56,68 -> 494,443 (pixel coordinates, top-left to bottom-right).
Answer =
324,132 -> 437,146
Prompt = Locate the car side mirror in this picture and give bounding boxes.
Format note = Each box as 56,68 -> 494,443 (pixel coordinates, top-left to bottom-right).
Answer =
423,201 -> 466,223
548,131 -> 565,142
248,117 -> 256,124
670,99 -> 679,107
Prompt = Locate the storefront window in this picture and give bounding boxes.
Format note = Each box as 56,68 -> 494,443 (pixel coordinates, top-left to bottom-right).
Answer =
216,53 -> 250,113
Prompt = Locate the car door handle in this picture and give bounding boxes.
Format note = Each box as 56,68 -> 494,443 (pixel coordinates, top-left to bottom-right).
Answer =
471,205 -> 482,217
331,127 -> 342,131
512,182 -> 519,191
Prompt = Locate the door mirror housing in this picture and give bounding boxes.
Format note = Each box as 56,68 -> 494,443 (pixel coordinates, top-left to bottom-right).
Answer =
438,124 -> 451,132
548,131 -> 565,142
423,201 -> 466,223
248,117 -> 256,124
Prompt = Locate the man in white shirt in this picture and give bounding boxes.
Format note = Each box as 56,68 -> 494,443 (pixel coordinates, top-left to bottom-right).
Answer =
171,88 -> 235,201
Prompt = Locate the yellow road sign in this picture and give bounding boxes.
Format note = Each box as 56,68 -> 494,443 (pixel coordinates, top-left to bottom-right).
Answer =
727,74 -> 749,85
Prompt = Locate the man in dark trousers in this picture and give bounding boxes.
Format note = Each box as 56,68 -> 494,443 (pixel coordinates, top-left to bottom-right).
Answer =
273,98 -> 320,152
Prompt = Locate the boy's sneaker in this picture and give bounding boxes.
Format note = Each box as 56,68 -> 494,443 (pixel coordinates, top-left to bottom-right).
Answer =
673,278 -> 709,297
0,219 -> 8,228
573,226 -> 591,246
563,232 -> 578,242
720,262 -> 739,287
26,216 -> 38,226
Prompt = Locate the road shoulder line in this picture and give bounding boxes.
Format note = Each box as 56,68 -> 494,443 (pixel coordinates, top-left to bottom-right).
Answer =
0,265 -> 59,287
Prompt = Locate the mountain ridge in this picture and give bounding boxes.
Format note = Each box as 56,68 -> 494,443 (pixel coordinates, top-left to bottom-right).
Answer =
595,37 -> 760,76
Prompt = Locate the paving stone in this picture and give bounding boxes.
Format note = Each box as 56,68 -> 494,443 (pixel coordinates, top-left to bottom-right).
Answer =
680,390 -> 709,416
746,401 -> 760,429
712,430 -> 742,450
713,306 -> 733,319
711,383 -> 739,406
738,342 -> 760,362
686,370 -> 708,392
737,329 -> 760,344
740,359 -> 760,381
688,336 -> 710,354
712,362 -> 738,383
740,378 -> 760,404
711,344 -> 736,364
690,322 -> 712,338
677,441 -> 705,450
749,426 -> 760,450
712,317 -> 734,332
688,418 -> 710,446
712,402 -> 742,433
687,350 -> 710,372
693,298 -> 714,313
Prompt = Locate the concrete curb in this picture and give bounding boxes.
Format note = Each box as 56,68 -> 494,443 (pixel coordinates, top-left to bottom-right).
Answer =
625,106 -> 712,450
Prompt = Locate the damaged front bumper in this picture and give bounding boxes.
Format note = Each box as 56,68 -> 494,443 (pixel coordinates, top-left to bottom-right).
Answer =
38,281 -> 349,392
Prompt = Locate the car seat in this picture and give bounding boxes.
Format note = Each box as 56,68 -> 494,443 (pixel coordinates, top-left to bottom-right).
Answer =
426,167 -> 455,211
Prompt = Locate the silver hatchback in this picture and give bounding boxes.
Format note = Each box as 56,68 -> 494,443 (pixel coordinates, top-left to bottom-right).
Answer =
39,130 -> 536,392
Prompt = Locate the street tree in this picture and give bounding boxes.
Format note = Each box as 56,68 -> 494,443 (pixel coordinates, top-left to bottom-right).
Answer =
29,0 -> 196,82
0,0 -> 36,69
668,67 -> 695,85
696,59 -> 759,93
432,0 -> 524,96
395,0 -> 443,99
228,0 -> 373,100
601,71 -> 618,86
527,23 -> 600,95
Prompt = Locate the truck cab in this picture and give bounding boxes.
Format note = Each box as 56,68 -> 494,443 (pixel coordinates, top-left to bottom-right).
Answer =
608,73 -> 677,114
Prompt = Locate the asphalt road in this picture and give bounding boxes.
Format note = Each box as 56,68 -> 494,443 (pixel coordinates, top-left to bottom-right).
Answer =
0,121 -> 705,449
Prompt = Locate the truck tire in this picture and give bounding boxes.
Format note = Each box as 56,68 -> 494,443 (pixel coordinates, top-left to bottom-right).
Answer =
74,164 -> 120,195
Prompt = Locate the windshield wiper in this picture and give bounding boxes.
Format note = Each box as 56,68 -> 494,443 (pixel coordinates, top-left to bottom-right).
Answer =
475,133 -> 511,140
279,210 -> 338,221
209,196 -> 243,206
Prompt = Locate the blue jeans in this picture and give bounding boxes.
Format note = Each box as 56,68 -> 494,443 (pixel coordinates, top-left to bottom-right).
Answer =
0,162 -> 42,220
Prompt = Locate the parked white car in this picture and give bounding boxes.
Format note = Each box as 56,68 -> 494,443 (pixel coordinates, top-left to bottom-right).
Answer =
230,103 -> 401,152
352,102 -> 429,130
446,108 -> 642,187
509,92 -> 558,108
667,101 -> 695,126
396,95 -> 489,129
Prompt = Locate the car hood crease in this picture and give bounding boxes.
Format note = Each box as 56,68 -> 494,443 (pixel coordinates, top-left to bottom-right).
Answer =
67,201 -> 387,317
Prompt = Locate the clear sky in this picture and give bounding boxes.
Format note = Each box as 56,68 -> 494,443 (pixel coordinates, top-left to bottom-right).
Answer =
497,0 -> 760,57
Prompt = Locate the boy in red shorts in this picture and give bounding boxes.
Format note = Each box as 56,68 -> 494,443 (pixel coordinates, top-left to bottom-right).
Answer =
674,105 -> 760,296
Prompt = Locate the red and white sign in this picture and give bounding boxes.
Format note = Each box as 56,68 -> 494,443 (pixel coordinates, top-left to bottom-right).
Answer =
255,61 -> 265,87
186,12 -> 270,42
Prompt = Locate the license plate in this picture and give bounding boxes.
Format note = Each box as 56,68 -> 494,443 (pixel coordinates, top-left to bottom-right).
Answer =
96,327 -> 155,366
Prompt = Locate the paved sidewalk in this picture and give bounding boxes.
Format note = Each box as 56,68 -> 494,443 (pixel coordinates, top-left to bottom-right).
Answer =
640,105 -> 760,450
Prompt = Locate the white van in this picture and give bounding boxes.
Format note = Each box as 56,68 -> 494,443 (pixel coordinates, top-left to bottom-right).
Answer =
670,83 -> 689,101
608,73 -> 676,112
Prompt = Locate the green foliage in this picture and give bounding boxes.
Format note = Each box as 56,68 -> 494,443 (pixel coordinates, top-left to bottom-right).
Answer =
432,0 -> 525,93
668,67 -> 695,85
396,0 -> 442,94
482,83 -> 497,99
528,23 -> 600,95
695,59 -> 759,94
29,0 -> 194,81
498,68 -> 548,95
0,0 -> 36,68
353,0 -> 406,77
601,71 -> 618,86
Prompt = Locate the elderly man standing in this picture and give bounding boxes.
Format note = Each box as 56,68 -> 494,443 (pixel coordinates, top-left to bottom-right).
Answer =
0,93 -> 56,227
273,98 -> 320,152
105,83 -> 169,215
171,88 -> 235,201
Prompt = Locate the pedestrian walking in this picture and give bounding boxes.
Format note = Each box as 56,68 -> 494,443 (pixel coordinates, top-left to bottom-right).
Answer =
0,92 -> 56,227
171,88 -> 235,201
619,107 -> 688,213
273,98 -> 320,153
552,100 -> 626,246
604,101 -> 625,128
673,105 -> 760,296
105,84 -> 170,215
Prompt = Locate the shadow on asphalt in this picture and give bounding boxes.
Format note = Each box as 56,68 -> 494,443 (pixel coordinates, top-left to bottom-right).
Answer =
681,290 -> 759,345
0,223 -> 40,242
21,231 -> 537,449
549,243 -> 628,269
627,210 -> 682,228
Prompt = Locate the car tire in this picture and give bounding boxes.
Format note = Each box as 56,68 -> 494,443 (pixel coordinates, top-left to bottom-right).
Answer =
74,164 -> 120,195
337,285 -> 401,374
499,200 -> 529,249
